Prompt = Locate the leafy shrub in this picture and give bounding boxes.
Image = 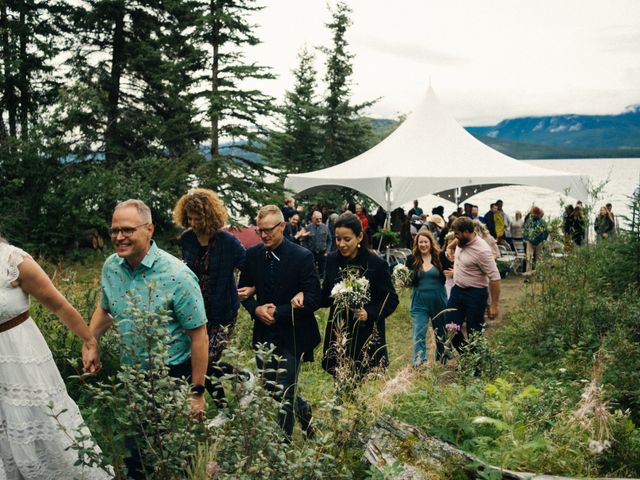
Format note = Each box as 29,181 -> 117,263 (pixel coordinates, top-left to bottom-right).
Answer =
1,153 -> 195,257
67,299 -> 205,479
456,331 -> 504,380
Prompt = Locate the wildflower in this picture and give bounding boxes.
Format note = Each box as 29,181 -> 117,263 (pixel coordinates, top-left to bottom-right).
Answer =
445,322 -> 461,332
376,366 -> 416,406
206,460 -> 220,478
588,439 -> 611,455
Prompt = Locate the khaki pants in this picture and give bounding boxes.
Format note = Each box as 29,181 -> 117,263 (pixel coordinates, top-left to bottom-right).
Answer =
525,242 -> 543,273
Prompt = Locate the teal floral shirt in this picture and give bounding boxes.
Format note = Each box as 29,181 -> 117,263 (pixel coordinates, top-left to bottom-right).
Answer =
100,241 -> 206,366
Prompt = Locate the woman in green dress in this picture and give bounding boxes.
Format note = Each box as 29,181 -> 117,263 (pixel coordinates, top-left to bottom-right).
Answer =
406,228 -> 447,366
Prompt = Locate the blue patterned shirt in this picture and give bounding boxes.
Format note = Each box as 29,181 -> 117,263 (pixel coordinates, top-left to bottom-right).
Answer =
100,241 -> 206,366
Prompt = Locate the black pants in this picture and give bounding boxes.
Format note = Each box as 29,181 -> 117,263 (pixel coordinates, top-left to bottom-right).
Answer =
312,250 -> 327,277
434,285 -> 488,360
256,347 -> 312,439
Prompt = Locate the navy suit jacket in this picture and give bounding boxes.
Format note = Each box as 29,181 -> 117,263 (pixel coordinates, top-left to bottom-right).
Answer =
238,238 -> 321,361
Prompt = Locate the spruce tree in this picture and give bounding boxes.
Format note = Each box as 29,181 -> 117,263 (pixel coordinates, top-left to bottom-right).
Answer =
0,0 -> 64,141
265,45 -> 324,177
65,0 -> 205,165
192,0 -> 280,217
0,0 -> 71,249
321,1 -> 375,168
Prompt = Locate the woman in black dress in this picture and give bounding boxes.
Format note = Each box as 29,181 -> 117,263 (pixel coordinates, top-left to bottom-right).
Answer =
321,212 -> 399,378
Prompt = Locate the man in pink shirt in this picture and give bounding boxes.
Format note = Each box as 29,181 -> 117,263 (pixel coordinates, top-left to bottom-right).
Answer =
435,216 -> 501,360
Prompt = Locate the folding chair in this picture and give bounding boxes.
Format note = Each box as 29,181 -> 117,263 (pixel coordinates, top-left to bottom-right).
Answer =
497,245 -> 518,276
511,240 -> 526,273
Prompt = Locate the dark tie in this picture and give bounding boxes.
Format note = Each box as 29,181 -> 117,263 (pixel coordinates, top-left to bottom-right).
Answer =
264,249 -> 277,300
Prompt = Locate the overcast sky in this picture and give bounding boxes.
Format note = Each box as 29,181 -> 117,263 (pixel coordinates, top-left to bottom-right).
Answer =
244,0 -> 640,126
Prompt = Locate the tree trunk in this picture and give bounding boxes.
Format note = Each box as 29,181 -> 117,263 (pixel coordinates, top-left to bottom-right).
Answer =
105,2 -> 126,166
79,229 -> 104,250
18,4 -> 28,140
209,0 -> 220,159
1,2 -> 17,139
0,3 -> 6,139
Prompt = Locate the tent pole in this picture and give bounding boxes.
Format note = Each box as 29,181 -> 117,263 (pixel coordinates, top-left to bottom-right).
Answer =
385,177 -> 392,263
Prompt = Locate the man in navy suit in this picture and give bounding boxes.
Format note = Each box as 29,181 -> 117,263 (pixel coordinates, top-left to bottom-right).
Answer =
238,204 -> 321,438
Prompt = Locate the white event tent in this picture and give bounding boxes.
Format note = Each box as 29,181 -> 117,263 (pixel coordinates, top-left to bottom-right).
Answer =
284,86 -> 588,214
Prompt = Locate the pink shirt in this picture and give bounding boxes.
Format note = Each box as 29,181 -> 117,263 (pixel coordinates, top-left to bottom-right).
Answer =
453,235 -> 501,288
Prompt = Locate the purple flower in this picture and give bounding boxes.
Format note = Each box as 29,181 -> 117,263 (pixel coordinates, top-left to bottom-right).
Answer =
445,322 -> 461,332
207,461 -> 220,479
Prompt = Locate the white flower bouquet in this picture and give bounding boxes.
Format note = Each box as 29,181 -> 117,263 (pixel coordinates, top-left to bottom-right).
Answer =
392,264 -> 413,289
331,268 -> 371,311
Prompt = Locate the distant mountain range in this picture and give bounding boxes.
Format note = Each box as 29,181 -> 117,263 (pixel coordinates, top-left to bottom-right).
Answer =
215,106 -> 640,163
465,105 -> 640,159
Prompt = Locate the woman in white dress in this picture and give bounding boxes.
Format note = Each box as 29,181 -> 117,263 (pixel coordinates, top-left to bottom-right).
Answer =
0,237 -> 111,479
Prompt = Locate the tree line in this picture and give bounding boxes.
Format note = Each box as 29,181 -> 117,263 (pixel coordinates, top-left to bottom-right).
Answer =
0,0 -> 382,254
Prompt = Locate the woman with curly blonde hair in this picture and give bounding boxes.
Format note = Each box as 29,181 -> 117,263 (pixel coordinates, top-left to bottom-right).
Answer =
173,189 -> 247,406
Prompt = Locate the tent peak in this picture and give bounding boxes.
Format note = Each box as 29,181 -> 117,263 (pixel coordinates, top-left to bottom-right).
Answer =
285,85 -> 589,207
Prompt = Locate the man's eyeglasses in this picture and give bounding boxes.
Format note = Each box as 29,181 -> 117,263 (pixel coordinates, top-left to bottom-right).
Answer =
108,223 -> 149,238
255,222 -> 282,236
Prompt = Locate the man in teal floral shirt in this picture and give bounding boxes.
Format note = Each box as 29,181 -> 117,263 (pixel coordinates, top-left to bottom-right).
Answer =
89,199 -> 208,417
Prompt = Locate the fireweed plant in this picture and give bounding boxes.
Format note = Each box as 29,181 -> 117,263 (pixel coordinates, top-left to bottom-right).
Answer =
35,262 -> 397,478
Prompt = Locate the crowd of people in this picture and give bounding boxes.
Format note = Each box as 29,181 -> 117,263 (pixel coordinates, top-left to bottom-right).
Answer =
279,195 -> 618,367
0,191 -> 619,478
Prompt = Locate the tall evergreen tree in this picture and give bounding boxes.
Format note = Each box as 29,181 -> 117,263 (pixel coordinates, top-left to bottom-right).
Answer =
65,0 -> 205,165
0,0 -> 75,249
265,46 -> 323,177
0,0 -> 64,141
321,1 -> 375,168
192,0 -> 280,217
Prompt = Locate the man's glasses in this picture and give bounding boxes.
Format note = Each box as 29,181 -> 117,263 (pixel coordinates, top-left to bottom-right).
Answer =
108,223 -> 149,238
255,222 -> 282,236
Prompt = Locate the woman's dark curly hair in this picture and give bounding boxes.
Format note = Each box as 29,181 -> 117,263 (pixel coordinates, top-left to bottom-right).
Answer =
173,189 -> 228,238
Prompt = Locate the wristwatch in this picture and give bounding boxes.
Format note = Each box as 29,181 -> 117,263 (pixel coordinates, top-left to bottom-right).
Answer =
190,384 -> 205,396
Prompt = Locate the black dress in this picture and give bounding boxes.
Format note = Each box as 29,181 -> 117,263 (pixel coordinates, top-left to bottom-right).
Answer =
321,248 -> 399,376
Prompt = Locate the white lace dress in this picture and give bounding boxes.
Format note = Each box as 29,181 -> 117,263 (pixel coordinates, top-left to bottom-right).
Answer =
0,243 -> 111,480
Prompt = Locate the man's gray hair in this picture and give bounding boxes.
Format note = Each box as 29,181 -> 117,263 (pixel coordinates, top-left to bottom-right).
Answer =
114,199 -> 153,223
256,204 -> 284,223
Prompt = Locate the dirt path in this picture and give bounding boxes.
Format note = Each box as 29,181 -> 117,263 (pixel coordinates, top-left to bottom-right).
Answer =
487,274 -> 525,330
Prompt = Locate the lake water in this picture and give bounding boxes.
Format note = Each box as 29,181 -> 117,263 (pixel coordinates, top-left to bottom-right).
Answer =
414,158 -> 640,228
